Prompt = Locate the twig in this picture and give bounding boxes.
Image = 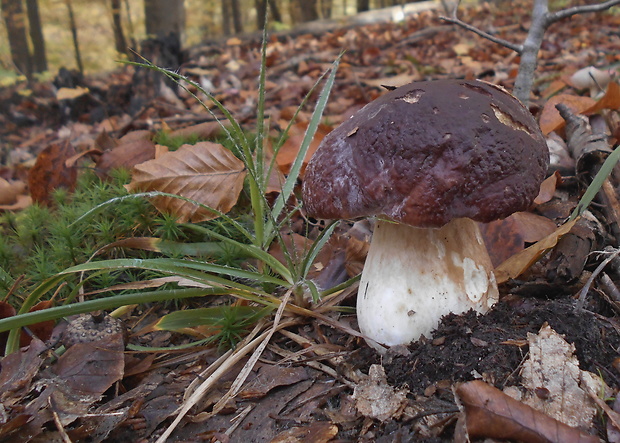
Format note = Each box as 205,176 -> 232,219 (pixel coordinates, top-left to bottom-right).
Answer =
439,0 -> 620,105
577,248 -> 620,309
439,15 -> 522,53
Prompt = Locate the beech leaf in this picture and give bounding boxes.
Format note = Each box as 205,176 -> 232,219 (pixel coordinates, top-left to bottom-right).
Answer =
456,380 -> 599,443
125,142 -> 247,223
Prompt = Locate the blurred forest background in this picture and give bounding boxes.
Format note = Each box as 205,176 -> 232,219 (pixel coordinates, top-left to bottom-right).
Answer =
0,0 -> 410,81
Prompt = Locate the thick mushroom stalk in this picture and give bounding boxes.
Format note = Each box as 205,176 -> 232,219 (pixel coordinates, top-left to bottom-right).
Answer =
357,218 -> 498,348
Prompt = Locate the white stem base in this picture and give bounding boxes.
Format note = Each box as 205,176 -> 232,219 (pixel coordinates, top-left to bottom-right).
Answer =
357,218 -> 499,349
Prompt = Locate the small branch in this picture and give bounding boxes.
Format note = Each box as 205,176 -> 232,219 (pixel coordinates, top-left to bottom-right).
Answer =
547,0 -> 620,24
439,15 -> 523,53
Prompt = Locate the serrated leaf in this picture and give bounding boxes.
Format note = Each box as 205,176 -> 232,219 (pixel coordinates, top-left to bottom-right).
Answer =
125,142 -> 247,222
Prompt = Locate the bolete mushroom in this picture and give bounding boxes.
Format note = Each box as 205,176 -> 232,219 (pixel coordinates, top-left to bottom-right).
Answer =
302,79 -> 549,349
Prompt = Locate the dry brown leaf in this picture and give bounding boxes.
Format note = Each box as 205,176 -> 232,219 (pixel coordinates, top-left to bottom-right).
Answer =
481,212 -> 558,267
586,81 -> 620,114
168,120 -> 230,140
28,142 -> 78,206
539,94 -> 596,135
270,422 -> 339,443
95,137 -> 156,179
276,122 -> 332,176
456,380 -> 599,443
534,171 -> 561,205
0,178 -> 26,205
125,141 -> 246,223
494,218 -> 578,284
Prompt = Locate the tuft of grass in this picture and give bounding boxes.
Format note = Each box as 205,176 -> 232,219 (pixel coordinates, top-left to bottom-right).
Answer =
0,30 -> 348,354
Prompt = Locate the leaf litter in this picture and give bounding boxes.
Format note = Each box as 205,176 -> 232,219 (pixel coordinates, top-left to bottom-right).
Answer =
1,0 -> 620,441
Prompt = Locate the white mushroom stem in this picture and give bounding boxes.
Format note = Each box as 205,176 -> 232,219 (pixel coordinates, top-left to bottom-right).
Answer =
357,218 -> 499,350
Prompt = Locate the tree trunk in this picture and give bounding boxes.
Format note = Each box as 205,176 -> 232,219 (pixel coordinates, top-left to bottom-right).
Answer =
110,0 -> 128,54
144,0 -> 184,40
1,0 -> 32,77
319,0 -> 332,18
230,0 -> 243,33
269,0 -> 282,22
64,0 -> 83,74
255,0 -> 266,29
221,0 -> 231,35
25,0 -> 47,73
298,0 -> 318,22
357,0 -> 369,12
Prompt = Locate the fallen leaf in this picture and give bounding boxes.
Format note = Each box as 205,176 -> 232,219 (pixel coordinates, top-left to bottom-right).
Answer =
168,120 -> 230,140
270,422 -> 339,442
56,86 -> 89,100
586,81 -> 620,114
455,380 -> 599,443
53,334 -> 125,396
96,137 -> 156,179
510,324 -> 603,429
275,122 -> 332,175
534,171 -> 562,205
494,218 -> 578,284
539,94 -> 596,135
0,178 -> 26,205
28,142 -> 78,206
126,141 -> 247,222
481,212 -> 558,267
352,364 -> 408,422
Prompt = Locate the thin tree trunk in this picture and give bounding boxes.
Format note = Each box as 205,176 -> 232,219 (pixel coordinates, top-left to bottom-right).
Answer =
269,0 -> 281,22
221,0 -> 231,35
25,0 -> 47,73
64,0 -> 83,74
144,0 -> 184,39
255,0 -> 267,29
1,0 -> 33,77
357,0 -> 369,12
110,0 -> 127,54
231,0 -> 243,33
298,0 -> 318,21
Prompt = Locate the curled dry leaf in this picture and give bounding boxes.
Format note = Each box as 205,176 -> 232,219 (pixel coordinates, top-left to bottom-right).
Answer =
480,212 -> 557,267
455,380 -> 599,443
28,142 -> 78,206
125,142 -> 247,223
494,218 -> 578,284
0,178 -> 26,205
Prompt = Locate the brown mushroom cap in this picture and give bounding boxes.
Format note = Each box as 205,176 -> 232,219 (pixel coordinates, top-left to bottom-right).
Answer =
302,80 -> 549,228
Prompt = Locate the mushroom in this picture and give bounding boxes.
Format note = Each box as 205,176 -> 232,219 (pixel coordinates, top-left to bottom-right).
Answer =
302,79 -> 549,349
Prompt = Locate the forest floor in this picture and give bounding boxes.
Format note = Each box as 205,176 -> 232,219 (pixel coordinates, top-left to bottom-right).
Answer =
1,1 -> 620,442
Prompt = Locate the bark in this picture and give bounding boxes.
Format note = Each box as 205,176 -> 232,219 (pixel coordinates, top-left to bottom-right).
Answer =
144,0 -> 184,40
1,0 -> 32,77
25,0 -> 47,73
298,0 -> 319,21
269,0 -> 282,22
64,0 -> 83,74
231,0 -> 243,33
319,0 -> 332,18
255,0 -> 282,28
110,0 -> 128,54
357,0 -> 369,12
221,0 -> 231,35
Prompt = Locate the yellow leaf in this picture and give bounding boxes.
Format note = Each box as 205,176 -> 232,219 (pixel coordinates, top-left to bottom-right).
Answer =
125,142 -> 247,223
494,218 -> 578,284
